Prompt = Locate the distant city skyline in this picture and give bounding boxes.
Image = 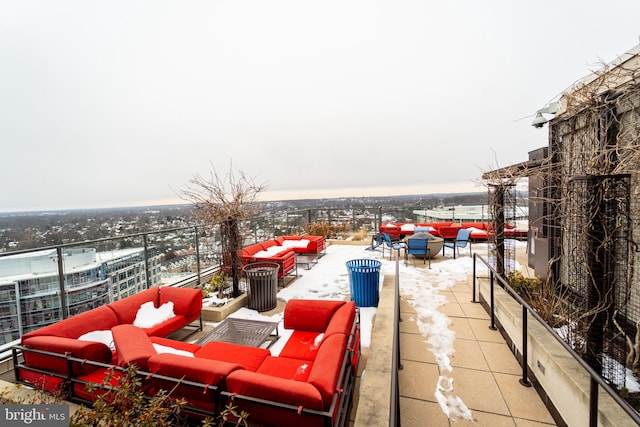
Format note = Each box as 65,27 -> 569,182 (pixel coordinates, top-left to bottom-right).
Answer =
0,181 -> 482,213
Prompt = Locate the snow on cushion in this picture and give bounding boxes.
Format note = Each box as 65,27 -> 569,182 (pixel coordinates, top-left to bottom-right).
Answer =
78,330 -> 116,351
149,336 -> 202,354
400,224 -> 415,232
253,245 -> 290,258
133,301 -> 176,329
281,239 -> 311,249
152,343 -> 194,358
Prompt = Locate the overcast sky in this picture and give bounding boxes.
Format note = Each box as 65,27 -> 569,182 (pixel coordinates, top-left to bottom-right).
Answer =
1,1 -> 639,212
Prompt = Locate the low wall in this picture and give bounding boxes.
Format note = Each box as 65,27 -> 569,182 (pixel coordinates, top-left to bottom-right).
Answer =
476,276 -> 635,427
353,274 -> 395,426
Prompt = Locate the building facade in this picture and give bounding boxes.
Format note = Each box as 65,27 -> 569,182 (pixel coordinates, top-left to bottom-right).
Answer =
0,247 -> 162,346
487,43 -> 640,386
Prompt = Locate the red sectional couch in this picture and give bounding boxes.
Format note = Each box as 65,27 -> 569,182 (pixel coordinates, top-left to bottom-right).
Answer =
14,298 -> 358,427
380,222 -> 526,241
145,299 -> 358,426
275,235 -> 325,254
238,236 -> 325,283
16,285 -> 202,393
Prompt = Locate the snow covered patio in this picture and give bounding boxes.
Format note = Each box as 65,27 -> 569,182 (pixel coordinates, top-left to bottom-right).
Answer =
193,240 -> 557,426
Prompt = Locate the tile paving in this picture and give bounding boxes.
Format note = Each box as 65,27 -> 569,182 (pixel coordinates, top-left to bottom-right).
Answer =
396,270 -> 558,426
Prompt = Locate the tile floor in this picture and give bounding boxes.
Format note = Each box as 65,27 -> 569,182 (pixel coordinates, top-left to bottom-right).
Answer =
397,279 -> 558,426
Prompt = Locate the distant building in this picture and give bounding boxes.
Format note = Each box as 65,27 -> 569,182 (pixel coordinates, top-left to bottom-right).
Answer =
413,205 -> 528,224
0,247 -> 161,346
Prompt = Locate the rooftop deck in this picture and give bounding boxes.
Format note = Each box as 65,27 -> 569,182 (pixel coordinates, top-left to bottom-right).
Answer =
193,240 -> 558,426
0,240 -> 563,425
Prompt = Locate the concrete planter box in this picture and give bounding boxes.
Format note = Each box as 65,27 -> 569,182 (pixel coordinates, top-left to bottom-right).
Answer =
476,276 -> 635,427
201,293 -> 248,323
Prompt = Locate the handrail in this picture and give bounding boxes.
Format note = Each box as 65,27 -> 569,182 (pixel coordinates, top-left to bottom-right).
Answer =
472,253 -> 640,427
0,224 -> 202,258
389,248 -> 402,427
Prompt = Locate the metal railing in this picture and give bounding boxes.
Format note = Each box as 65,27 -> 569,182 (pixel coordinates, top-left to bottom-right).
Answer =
472,253 -> 640,427
390,248 -> 402,426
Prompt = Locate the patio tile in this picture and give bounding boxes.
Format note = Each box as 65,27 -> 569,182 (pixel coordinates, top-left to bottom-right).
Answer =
399,315 -> 421,334
450,338 -> 490,371
399,297 -> 416,314
459,301 -> 491,319
440,300 -> 466,318
451,366 -> 510,415
455,410 -> 517,426
400,332 -> 434,363
468,318 -> 505,343
449,317 -> 476,340
398,359 -> 440,402
479,341 -> 522,375
400,397 -> 450,427
514,418 -> 557,426
493,372 -> 556,425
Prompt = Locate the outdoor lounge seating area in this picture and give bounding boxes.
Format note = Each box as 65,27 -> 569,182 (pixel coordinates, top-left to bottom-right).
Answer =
13,289 -> 359,427
237,235 -> 326,283
379,221 -> 527,241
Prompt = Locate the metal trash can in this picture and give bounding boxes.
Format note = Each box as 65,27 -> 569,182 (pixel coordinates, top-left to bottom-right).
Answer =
243,262 -> 279,312
346,259 -> 382,307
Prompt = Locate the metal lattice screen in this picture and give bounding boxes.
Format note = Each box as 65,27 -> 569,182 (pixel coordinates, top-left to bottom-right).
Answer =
564,174 -> 632,387
487,184 -> 518,276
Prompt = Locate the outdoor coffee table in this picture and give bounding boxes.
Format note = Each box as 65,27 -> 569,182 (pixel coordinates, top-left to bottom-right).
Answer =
196,317 -> 279,348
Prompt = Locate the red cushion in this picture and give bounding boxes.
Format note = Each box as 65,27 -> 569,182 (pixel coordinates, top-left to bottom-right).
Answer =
226,370 -> 324,410
256,356 -> 313,382
141,314 -> 188,337
148,353 -> 243,387
307,334 -> 347,408
73,368 -> 124,402
278,331 -> 324,361
112,324 -> 156,370
22,306 -> 119,341
108,287 -> 159,324
149,336 -> 202,353
22,335 -> 112,375
283,299 -> 345,332
259,240 -> 279,250
18,368 -> 65,393
324,302 -> 356,337
159,286 -> 202,317
195,341 -> 269,372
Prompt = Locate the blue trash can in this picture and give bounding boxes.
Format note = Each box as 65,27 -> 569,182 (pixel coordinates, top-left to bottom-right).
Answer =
346,259 -> 382,307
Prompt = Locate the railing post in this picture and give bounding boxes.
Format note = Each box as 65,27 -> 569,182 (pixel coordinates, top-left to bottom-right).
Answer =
56,247 -> 68,319
143,234 -> 150,289
589,377 -> 598,427
472,253 -> 477,303
395,250 -> 402,370
489,270 -> 497,330
392,247 -> 402,427
194,226 -> 202,287
520,305 -> 532,387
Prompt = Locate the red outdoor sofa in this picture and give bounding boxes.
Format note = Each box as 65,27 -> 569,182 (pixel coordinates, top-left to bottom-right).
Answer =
379,221 -> 527,241
236,235 -> 325,284
14,294 -> 358,427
